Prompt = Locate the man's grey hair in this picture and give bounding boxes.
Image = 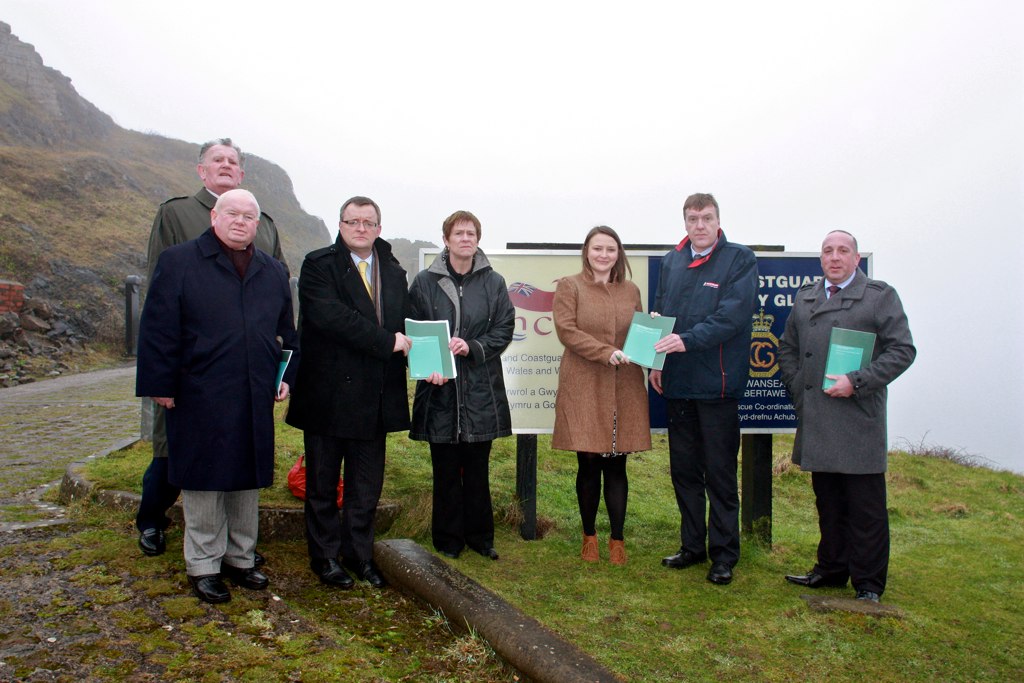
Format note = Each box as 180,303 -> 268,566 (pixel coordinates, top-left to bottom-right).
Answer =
198,138 -> 244,166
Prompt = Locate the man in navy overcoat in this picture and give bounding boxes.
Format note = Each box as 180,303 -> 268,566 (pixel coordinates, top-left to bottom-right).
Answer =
136,189 -> 298,604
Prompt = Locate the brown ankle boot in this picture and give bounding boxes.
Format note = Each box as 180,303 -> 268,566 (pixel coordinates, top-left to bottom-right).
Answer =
581,534 -> 599,562
609,539 -> 627,566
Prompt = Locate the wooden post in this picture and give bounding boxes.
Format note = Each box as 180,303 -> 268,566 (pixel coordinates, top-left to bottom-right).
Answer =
289,276 -> 299,326
516,434 -> 538,540
741,433 -> 773,546
124,275 -> 143,357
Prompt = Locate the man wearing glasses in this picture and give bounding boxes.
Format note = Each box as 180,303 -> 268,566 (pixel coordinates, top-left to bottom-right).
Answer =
136,189 -> 297,603
286,196 -> 411,589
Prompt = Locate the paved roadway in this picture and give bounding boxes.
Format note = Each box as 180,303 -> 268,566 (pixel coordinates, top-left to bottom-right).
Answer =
0,364 -> 139,531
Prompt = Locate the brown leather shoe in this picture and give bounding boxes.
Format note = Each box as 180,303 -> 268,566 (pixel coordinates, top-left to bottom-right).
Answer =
581,534 -> 599,562
609,539 -> 627,566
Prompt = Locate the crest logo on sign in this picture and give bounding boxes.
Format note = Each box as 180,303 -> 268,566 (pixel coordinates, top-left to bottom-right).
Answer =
749,308 -> 780,378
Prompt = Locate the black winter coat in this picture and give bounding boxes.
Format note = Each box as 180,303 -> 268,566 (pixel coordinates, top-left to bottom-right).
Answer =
135,230 -> 298,491
286,236 -> 411,438
408,249 -> 514,443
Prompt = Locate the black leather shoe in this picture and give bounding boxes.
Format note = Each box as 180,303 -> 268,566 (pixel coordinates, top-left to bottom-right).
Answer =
784,570 -> 848,588
188,574 -> 231,604
311,558 -> 354,589
221,563 -> 269,590
856,590 -> 881,603
475,547 -> 499,561
343,558 -> 387,588
661,549 -> 707,569
253,551 -> 266,568
439,549 -> 460,559
138,528 -> 166,556
707,561 -> 733,585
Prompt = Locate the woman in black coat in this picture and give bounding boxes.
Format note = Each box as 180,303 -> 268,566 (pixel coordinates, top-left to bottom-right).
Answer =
408,210 -> 515,560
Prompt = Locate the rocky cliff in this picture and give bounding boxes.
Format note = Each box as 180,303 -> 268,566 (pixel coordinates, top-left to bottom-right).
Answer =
0,21 -> 332,383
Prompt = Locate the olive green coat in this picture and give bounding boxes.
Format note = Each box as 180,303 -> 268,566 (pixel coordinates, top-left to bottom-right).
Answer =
146,188 -> 286,279
551,273 -> 652,454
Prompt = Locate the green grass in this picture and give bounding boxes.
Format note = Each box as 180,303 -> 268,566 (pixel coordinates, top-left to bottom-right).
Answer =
84,418 -> 1024,682
0,503 -> 516,682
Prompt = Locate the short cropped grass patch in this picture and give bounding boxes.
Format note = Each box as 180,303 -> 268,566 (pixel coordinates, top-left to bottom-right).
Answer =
82,413 -> 1024,682
440,434 -> 1024,682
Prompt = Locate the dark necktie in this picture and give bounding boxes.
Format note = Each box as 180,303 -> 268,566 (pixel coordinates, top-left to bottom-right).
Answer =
827,285 -> 840,297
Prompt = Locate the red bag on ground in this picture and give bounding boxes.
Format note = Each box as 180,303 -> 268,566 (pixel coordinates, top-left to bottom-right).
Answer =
287,453 -> 344,508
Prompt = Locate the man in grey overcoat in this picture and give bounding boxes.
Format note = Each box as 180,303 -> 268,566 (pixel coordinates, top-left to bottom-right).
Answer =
778,230 -> 915,603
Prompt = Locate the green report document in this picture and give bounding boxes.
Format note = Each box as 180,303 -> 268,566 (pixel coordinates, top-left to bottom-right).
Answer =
822,327 -> 876,389
275,349 -> 293,392
406,319 -> 457,379
622,312 -> 676,370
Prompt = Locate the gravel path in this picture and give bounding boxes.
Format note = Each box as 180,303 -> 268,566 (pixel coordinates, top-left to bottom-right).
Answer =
0,364 -> 139,530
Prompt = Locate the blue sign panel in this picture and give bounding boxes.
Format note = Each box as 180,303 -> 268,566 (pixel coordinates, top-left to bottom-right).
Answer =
646,252 -> 870,433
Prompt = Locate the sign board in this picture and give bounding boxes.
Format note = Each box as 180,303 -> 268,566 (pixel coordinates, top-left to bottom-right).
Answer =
418,249 -> 870,434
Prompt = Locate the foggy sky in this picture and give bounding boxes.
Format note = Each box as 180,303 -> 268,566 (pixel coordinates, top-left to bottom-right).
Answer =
4,0 -> 1022,471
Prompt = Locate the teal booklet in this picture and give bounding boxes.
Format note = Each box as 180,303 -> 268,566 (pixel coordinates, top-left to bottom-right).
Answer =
622,312 -> 676,370
822,327 -> 876,389
275,349 -> 293,393
406,319 -> 457,379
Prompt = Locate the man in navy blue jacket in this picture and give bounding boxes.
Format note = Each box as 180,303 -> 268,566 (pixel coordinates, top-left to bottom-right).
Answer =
650,193 -> 758,586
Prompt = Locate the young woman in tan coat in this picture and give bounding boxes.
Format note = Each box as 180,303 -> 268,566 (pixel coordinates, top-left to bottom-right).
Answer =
551,226 -> 652,565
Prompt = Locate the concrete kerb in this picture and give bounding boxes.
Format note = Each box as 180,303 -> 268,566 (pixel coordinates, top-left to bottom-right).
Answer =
56,438 -> 398,539
375,538 -> 621,683
60,441 -> 622,682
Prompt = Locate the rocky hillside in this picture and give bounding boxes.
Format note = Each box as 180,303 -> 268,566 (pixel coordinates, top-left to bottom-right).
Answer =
0,21 -> 333,382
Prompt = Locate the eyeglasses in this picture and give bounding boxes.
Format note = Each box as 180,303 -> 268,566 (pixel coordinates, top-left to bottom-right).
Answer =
341,219 -> 379,229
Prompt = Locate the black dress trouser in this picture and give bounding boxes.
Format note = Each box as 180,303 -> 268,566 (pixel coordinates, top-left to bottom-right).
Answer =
429,441 -> 494,554
811,471 -> 889,595
666,398 -> 741,567
303,432 -> 385,564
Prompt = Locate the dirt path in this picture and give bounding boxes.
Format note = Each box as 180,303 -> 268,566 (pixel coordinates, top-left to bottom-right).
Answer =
0,366 -> 514,682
